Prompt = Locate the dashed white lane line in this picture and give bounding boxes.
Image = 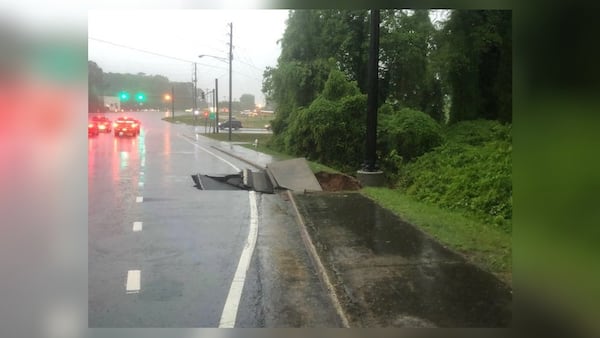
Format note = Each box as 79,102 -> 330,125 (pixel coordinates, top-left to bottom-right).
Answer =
125,270 -> 141,294
132,221 -> 143,232
219,191 -> 259,328
136,196 -> 143,203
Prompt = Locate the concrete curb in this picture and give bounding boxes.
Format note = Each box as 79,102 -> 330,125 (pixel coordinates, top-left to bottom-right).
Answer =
286,190 -> 351,328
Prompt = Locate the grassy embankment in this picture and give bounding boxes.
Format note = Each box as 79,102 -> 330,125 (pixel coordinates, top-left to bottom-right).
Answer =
163,115 -> 511,284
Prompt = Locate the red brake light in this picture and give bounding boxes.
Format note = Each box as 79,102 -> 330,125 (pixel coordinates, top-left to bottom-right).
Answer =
88,123 -> 94,128
132,123 -> 138,127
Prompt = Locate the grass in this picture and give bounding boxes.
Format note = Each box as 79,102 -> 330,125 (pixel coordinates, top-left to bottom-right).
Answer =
162,114 -> 274,130
236,115 -> 274,129
361,187 -> 512,285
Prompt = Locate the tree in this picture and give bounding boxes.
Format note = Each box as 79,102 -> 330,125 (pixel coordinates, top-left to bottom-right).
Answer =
379,10 -> 444,121
239,94 -> 255,110
443,10 -> 512,123
88,61 -> 104,113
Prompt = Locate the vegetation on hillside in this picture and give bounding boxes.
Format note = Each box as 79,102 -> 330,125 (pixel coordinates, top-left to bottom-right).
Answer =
263,9 -> 513,229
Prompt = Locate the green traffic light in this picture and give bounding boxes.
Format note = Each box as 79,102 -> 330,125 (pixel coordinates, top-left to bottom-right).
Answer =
119,91 -> 130,101
135,92 -> 146,102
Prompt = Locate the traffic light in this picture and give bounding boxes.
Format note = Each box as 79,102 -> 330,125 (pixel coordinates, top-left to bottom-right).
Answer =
135,92 -> 146,102
118,91 -> 130,101
204,111 -> 208,118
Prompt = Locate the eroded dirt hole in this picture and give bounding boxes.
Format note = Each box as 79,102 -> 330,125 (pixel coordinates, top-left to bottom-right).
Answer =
314,172 -> 362,191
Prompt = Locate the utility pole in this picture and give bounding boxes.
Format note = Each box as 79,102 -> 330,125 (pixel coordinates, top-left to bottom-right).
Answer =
357,9 -> 384,187
215,78 -> 219,133
193,63 -> 198,124
228,22 -> 233,141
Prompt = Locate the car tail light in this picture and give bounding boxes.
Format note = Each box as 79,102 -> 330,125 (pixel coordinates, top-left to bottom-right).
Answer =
113,122 -> 118,127
132,123 -> 138,127
99,125 -> 106,129
88,123 -> 94,128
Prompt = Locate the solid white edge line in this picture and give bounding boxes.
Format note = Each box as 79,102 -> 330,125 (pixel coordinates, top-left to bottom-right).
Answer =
126,270 -> 141,294
132,221 -> 143,232
218,191 -> 259,328
179,135 -> 241,172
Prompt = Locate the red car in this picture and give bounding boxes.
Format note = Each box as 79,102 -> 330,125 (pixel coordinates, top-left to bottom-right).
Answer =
92,116 -> 112,132
88,121 -> 100,136
113,117 -> 141,136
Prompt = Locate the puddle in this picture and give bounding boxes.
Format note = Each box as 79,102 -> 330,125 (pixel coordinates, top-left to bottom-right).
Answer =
294,192 -> 512,327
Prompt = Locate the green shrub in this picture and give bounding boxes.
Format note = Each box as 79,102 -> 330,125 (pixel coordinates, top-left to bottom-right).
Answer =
278,68 -> 367,171
379,108 -> 443,162
400,120 -> 512,230
284,94 -> 366,171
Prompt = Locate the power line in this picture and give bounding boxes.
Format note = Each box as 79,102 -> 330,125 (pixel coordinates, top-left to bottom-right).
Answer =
89,37 -> 194,63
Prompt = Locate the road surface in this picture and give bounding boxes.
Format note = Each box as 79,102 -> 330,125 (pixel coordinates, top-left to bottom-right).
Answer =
88,111 -> 341,327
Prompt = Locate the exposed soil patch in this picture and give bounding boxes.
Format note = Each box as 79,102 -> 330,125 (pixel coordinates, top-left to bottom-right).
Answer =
315,171 -> 362,191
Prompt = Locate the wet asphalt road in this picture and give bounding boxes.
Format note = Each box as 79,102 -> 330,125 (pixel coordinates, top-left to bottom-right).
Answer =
88,111 -> 340,327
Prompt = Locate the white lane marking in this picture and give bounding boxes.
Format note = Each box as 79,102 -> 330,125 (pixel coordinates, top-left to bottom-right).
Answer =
219,191 -> 259,328
136,196 -> 143,203
126,270 -> 141,294
138,182 -> 144,187
180,135 -> 240,172
132,221 -> 143,232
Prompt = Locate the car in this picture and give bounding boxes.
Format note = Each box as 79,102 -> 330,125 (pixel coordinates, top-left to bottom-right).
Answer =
88,121 -> 100,136
92,116 -> 112,132
218,119 -> 242,130
113,116 -> 141,136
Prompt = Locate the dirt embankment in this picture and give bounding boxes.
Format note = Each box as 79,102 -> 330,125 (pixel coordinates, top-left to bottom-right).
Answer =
314,172 -> 362,192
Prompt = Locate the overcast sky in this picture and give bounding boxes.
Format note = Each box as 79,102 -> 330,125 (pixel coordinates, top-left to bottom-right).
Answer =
88,10 -> 290,106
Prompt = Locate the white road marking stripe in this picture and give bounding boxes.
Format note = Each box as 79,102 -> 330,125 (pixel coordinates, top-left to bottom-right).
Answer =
136,196 -> 143,203
180,135 -> 241,172
125,270 -> 141,294
138,182 -> 144,187
132,222 -> 143,232
219,191 -> 259,328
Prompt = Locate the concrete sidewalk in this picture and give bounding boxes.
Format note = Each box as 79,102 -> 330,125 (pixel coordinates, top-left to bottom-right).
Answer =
188,135 -> 512,327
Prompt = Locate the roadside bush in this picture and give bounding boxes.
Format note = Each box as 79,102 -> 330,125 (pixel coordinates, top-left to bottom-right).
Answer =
379,108 -> 443,162
284,94 -> 366,171
280,68 -> 366,171
400,120 -> 512,230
